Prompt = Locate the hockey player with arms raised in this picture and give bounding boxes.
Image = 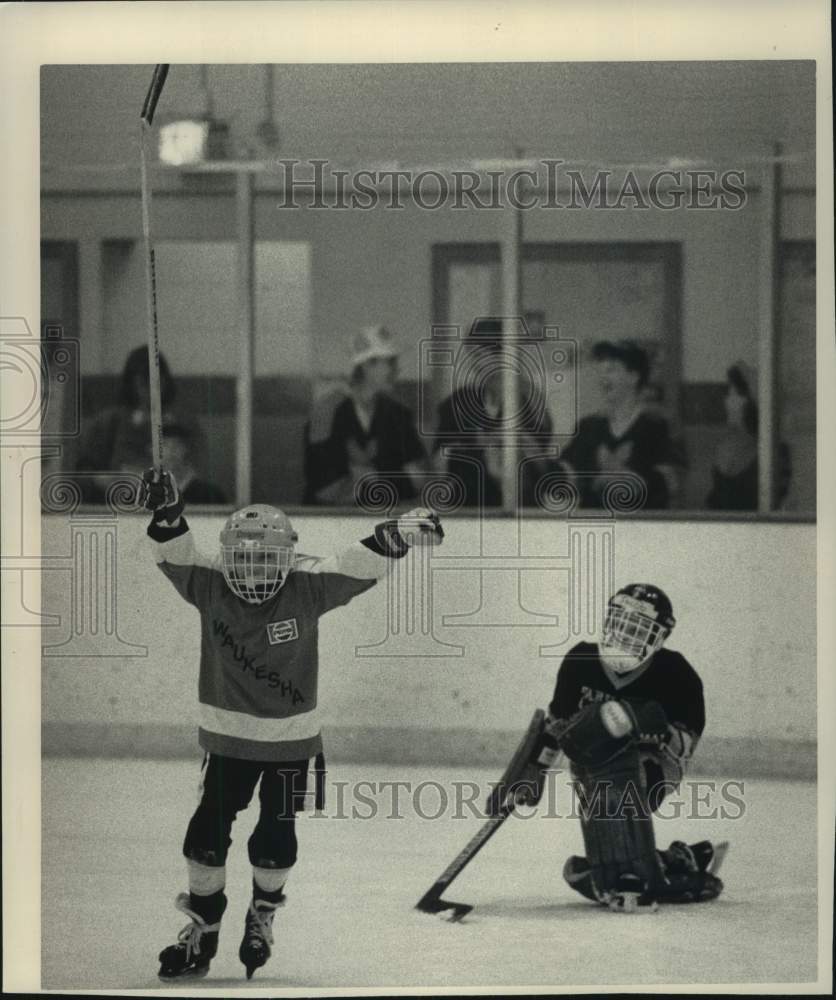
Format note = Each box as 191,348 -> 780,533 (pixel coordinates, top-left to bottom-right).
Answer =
509,584 -> 725,912
139,469 -> 443,980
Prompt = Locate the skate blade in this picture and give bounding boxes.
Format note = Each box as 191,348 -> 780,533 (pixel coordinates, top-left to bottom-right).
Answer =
242,957 -> 268,979
608,893 -> 658,914
158,966 -> 210,982
707,840 -> 729,876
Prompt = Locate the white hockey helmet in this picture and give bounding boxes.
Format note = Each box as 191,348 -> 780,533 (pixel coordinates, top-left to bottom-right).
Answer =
219,505 -> 298,604
600,583 -> 676,675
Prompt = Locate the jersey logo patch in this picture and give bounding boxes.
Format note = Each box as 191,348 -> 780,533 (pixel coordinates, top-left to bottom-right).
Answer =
266,618 -> 299,645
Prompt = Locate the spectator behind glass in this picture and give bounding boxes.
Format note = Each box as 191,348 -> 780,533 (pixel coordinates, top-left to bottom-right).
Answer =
433,318 -> 555,508
560,340 -> 683,509
163,423 -> 227,504
303,325 -> 427,505
705,361 -> 791,511
74,345 -> 206,503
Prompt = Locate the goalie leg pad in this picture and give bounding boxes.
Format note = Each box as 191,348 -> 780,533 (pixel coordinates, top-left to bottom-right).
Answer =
565,840 -> 725,904
573,745 -> 663,900
562,855 -> 598,902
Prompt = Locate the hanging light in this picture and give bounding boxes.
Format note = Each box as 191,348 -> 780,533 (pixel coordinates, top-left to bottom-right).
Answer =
157,65 -> 229,165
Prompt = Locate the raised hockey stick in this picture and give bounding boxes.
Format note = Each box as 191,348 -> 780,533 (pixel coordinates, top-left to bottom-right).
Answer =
139,63 -> 170,472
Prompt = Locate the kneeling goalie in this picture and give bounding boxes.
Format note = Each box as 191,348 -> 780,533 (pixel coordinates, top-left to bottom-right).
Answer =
513,584 -> 724,913
140,469 -> 443,979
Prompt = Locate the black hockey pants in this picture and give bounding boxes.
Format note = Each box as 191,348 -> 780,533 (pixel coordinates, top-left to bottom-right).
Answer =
183,753 -> 310,869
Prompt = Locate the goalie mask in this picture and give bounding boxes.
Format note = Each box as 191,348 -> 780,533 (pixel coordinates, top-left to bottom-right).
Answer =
220,505 -> 297,604
599,583 -> 676,675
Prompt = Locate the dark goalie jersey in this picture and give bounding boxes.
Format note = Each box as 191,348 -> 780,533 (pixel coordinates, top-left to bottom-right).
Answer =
549,641 -> 705,784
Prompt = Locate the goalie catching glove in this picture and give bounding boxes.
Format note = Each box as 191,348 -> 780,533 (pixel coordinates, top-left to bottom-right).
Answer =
139,468 -> 184,526
558,699 -> 669,769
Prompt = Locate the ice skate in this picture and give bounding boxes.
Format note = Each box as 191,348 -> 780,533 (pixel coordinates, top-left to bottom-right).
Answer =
158,892 -> 225,981
563,857 -> 657,912
690,839 -> 729,876
659,840 -> 725,902
239,894 -> 284,979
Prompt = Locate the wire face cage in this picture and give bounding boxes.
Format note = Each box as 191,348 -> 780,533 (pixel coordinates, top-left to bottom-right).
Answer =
602,603 -> 668,661
220,543 -> 295,603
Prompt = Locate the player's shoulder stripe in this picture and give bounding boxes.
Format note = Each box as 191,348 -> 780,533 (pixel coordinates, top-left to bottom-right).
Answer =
293,552 -> 323,573
151,529 -> 219,572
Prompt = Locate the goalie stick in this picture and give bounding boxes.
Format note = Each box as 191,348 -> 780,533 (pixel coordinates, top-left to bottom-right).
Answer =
415,709 -> 545,922
414,804 -> 513,922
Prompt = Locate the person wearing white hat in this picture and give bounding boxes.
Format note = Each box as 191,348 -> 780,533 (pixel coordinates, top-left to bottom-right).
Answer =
304,326 -> 427,505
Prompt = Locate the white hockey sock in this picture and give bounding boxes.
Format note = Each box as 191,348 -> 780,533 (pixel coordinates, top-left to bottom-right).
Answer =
252,865 -> 291,895
187,858 -> 226,896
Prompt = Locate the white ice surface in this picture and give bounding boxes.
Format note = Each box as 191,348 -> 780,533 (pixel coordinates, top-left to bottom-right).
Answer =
42,759 -> 818,991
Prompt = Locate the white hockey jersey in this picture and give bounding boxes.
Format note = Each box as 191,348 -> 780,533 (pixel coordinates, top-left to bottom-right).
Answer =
148,518 -> 398,762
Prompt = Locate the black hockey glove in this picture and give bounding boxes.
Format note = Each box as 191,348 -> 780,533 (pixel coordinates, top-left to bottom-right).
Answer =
397,508 -> 444,544
373,508 -> 444,557
139,468 -> 184,526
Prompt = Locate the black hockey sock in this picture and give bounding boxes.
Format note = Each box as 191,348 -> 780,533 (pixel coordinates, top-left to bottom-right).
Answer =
190,889 -> 227,925
251,880 -> 284,906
